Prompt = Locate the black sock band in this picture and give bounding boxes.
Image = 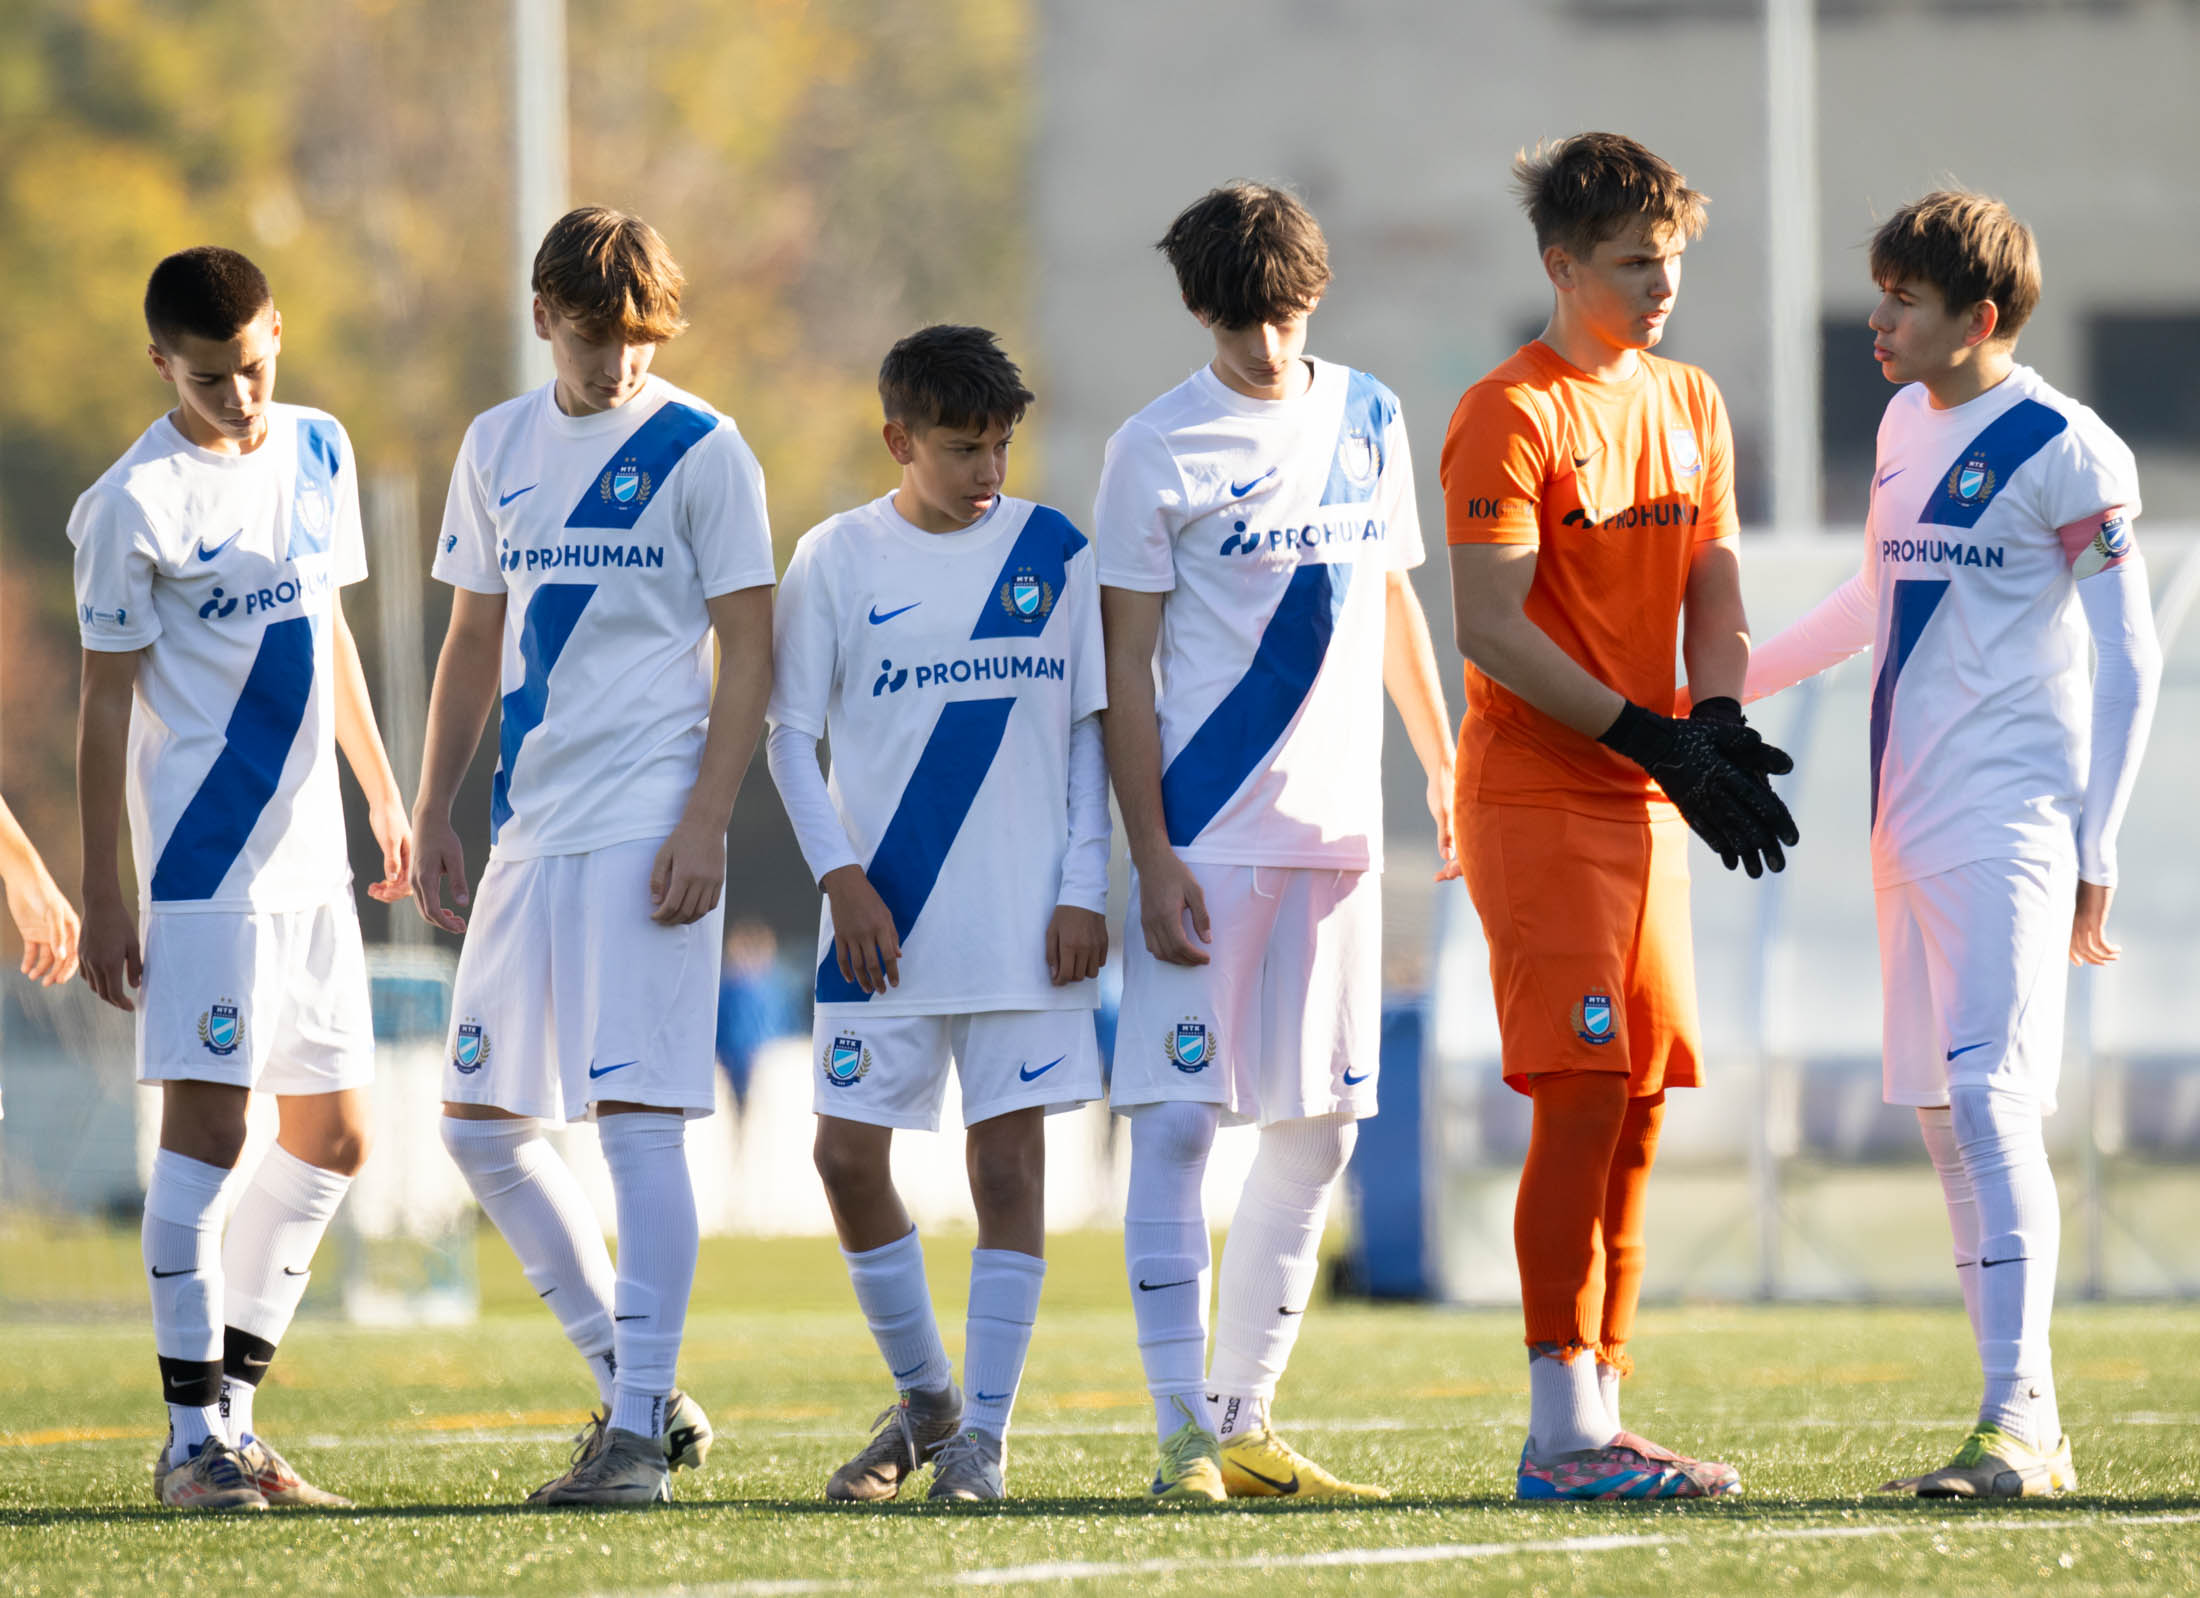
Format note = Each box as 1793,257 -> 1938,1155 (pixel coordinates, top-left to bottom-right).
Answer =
158,1355 -> 224,1408
222,1327 -> 278,1387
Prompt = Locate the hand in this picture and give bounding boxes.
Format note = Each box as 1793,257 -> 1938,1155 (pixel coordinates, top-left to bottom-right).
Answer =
822,864 -> 900,993
2071,879 -> 2119,965
1135,849 -> 1211,966
650,821 -> 726,926
1047,904 -> 1108,986
6,863 -> 79,986
365,792 -> 413,904
409,812 -> 471,934
1598,698 -> 1799,877
1426,760 -> 1461,882
77,892 -> 142,1012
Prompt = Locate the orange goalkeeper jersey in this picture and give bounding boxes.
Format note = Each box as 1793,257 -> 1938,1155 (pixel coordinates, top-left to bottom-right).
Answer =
1442,340 -> 1739,819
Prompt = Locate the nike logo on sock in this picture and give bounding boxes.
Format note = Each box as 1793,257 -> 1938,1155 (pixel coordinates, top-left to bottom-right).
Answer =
1279,1305 -> 1305,1316
974,1391 -> 1011,1403
1018,1056 -> 1065,1082
892,1362 -> 927,1380
537,1287 -> 558,1298
165,1376 -> 198,1392
588,1059 -> 638,1079
614,1313 -> 648,1321
1946,1041 -> 1994,1061
1981,1255 -> 2030,1268
149,1266 -> 192,1279
281,1266 -> 309,1277
1233,1461 -> 1300,1494
1137,1277 -> 1196,1291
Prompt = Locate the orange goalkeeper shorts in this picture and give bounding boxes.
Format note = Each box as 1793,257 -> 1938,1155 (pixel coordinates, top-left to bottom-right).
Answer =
1457,797 -> 1703,1098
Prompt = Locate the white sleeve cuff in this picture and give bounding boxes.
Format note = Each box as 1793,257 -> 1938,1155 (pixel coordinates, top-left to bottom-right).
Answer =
764,721 -> 861,885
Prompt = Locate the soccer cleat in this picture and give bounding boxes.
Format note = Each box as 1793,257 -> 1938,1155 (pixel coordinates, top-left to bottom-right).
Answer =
566,1390 -> 715,1478
234,1434 -> 354,1507
1221,1423 -> 1390,1500
1516,1431 -> 1741,1501
153,1434 -> 270,1512
526,1424 -> 671,1507
826,1383 -> 964,1502
925,1428 -> 1007,1502
1150,1397 -> 1227,1502
1881,1425 -> 2075,1498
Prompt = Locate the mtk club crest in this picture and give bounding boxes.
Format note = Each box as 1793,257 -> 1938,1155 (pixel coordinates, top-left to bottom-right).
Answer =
197,999 -> 244,1058
600,459 -> 654,508
1571,993 -> 1616,1047
1338,429 -> 1380,490
825,1034 -> 872,1088
1667,427 -> 1703,475
1949,455 -> 1997,506
1166,1016 -> 1212,1074
1000,567 -> 1054,624
453,1018 -> 491,1074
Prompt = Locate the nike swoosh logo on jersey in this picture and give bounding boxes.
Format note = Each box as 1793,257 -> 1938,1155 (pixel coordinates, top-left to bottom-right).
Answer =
1137,1277 -> 1196,1292
1342,1067 -> 1370,1085
1018,1056 -> 1066,1082
1229,467 -> 1277,498
499,484 -> 539,506
1877,467 -> 1905,487
149,1266 -> 193,1279
1572,443 -> 1602,469
1946,1041 -> 1993,1061
868,601 -> 920,625
194,529 -> 245,562
1233,1461 -> 1300,1494
588,1059 -> 638,1079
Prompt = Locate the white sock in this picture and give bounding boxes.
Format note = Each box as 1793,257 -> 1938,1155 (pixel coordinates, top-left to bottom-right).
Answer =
144,1149 -> 238,1463
1918,1107 -> 1985,1347
1124,1101 -> 1220,1445
962,1249 -> 1046,1439
1527,1347 -> 1616,1461
844,1228 -> 952,1397
1596,1362 -> 1623,1432
1209,1114 -> 1357,1433
599,1113 -> 698,1440
441,1116 -> 618,1403
217,1145 -> 353,1442
1952,1083 -> 2061,1450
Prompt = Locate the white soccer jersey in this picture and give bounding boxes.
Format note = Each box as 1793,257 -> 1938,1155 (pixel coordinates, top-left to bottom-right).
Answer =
69,404 -> 367,911
1863,365 -> 2140,886
769,494 -> 1107,1015
434,376 -> 776,859
1093,358 -> 1422,871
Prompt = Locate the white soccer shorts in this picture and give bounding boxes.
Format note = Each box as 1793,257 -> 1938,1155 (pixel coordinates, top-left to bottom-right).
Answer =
809,1008 -> 1103,1131
1110,862 -> 1380,1127
1876,854 -> 2077,1115
442,837 -> 723,1122
137,896 -> 375,1094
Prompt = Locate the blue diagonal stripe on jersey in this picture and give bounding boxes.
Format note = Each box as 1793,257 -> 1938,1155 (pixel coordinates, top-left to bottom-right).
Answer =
1868,577 -> 1950,821
816,696 -> 1016,1004
1159,560 -> 1351,849
563,401 -> 718,531
150,616 -> 318,901
491,583 -> 597,841
1318,369 -> 1397,506
1918,398 -> 2066,529
286,418 -> 342,558
970,504 -> 1087,640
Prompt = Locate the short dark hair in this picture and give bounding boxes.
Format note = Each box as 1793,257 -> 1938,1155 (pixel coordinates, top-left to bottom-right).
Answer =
878,325 -> 1033,433
1869,190 -> 2041,341
532,206 -> 687,344
144,247 -> 273,348
1156,182 -> 1331,330
1511,133 -> 1708,257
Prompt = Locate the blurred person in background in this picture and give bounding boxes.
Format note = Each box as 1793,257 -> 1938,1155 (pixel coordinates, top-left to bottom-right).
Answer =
713,917 -> 798,1113
0,794 -> 82,1122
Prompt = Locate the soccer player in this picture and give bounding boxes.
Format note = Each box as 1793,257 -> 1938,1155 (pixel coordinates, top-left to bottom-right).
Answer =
766,325 -> 1108,1504
1096,183 -> 1458,1501
1444,134 -> 1796,1501
72,247 -> 412,1511
410,207 -> 776,1507
1741,192 -> 2159,1498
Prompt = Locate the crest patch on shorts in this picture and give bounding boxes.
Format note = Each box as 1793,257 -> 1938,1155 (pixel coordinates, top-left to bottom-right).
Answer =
824,1034 -> 872,1088
1165,1016 -> 1212,1074
1571,993 -> 1616,1046
197,999 -> 243,1057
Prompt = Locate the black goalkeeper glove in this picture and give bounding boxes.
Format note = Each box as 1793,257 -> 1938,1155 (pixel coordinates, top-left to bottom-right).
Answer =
1597,696 -> 1800,877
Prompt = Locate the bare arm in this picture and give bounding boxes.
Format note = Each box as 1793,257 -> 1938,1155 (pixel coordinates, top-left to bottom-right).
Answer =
76,648 -> 143,1009
1381,569 -> 1459,879
331,599 -> 412,904
0,795 -> 78,986
1100,585 -> 1209,966
408,587 -> 506,933
652,585 -> 774,926
1446,542 -> 1624,736
1680,537 -> 1751,707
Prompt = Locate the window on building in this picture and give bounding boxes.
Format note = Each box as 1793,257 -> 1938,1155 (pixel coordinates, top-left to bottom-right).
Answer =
1821,315 -> 1884,522
2089,312 -> 2200,450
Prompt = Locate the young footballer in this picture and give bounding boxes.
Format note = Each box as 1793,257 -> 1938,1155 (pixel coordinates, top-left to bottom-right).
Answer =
410,207 -> 776,1507
767,325 -> 1109,1504
1096,183 -> 1457,1501
1444,134 -> 1797,1500
1742,191 -> 2159,1497
72,247 -> 412,1511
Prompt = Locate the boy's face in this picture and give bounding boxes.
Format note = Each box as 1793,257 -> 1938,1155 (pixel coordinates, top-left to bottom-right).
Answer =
1551,223 -> 1684,351
149,306 -> 281,452
886,416 -> 1013,533
1201,302 -> 1318,400
536,299 -> 656,414
1868,277 -> 1994,386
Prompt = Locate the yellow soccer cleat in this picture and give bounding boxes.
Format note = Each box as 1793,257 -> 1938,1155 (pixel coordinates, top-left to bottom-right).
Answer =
1150,1397 -> 1226,1502
1221,1423 -> 1390,1500
1880,1424 -> 2076,1499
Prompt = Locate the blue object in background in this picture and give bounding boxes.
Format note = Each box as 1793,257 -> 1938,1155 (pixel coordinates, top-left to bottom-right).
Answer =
1343,1002 -> 1431,1300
